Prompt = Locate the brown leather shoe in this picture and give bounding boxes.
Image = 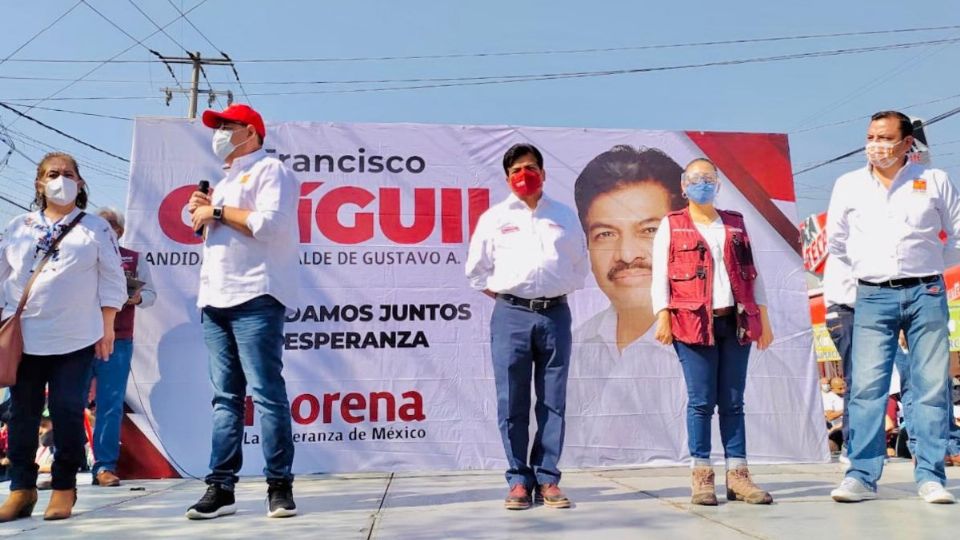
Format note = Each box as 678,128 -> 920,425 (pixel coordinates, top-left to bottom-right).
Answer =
536,483 -> 571,509
691,467 -> 718,506
0,489 -> 38,522
504,484 -> 531,510
726,467 -> 773,504
95,470 -> 120,487
43,488 -> 77,521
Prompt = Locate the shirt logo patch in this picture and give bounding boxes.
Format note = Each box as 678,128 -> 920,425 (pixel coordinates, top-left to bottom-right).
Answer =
928,285 -> 942,294
913,179 -> 927,192
499,225 -> 520,234
240,174 -> 251,184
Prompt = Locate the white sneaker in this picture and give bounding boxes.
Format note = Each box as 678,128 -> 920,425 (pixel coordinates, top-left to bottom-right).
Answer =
918,482 -> 957,504
838,454 -> 851,472
831,477 -> 877,502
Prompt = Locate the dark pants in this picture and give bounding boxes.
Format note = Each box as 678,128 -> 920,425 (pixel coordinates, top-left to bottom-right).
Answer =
201,294 -> 294,489
826,304 -> 854,447
673,315 -> 752,460
490,297 -> 572,489
8,346 -> 94,491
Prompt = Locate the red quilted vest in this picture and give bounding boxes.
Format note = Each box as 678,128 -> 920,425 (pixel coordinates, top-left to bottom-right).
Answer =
666,208 -> 762,346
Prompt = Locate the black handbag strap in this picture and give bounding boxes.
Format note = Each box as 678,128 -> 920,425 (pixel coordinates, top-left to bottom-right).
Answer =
12,211 -> 86,317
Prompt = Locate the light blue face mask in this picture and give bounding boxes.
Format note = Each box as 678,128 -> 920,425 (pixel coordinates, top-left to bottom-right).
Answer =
684,181 -> 718,205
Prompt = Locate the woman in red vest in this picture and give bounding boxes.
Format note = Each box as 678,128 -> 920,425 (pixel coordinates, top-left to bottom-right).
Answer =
651,158 -> 774,506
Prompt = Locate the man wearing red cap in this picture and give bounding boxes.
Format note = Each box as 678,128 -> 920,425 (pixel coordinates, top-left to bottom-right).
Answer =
185,104 -> 300,520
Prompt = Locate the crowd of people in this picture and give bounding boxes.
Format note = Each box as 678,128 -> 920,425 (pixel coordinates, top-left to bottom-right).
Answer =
0,104 -> 956,524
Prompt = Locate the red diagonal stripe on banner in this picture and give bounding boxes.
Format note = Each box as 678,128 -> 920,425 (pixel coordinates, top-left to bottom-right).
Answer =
116,404 -> 181,479
686,131 -> 801,256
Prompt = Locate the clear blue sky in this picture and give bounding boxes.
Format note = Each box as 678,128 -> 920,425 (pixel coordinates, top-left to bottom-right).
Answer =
1,0 -> 959,225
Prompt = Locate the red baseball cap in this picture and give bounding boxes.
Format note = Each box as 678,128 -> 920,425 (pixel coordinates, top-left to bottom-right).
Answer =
202,104 -> 266,139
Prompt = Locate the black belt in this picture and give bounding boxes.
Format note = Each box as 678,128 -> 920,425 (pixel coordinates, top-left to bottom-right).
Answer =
497,293 -> 567,312
858,274 -> 941,288
713,306 -> 735,318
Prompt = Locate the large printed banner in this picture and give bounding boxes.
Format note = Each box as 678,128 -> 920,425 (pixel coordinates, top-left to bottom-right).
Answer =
123,119 -> 828,477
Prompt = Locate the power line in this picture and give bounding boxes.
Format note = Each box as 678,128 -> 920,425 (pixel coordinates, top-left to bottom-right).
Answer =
6,23 -> 960,65
790,93 -> 960,134
9,104 -> 132,121
9,0 -> 208,123
0,102 -> 129,163
0,0 -> 83,67
5,34 -> 957,103
4,128 -> 129,180
162,0 -> 252,105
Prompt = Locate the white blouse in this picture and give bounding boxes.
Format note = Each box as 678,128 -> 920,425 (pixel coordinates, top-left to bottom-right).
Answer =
0,208 -> 127,355
651,215 -> 767,316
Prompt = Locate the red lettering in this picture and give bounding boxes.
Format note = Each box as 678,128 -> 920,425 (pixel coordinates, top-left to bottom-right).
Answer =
368,391 -> 397,422
468,188 -> 489,238
315,187 -> 375,244
291,393 -> 320,425
322,392 -> 340,424
399,391 -> 425,421
298,181 -> 323,243
440,188 -> 462,244
244,395 -> 254,427
379,188 -> 435,244
341,392 -> 367,423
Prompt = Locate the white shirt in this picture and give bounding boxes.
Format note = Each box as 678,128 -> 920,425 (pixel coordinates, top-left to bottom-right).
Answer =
198,149 -> 300,309
565,306 -> 689,465
650,216 -> 767,315
822,391 -> 844,413
827,163 -> 960,282
0,208 -> 126,355
465,193 -> 588,299
821,254 -> 856,308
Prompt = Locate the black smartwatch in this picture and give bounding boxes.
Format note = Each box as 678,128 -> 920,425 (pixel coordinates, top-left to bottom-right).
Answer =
212,206 -> 224,221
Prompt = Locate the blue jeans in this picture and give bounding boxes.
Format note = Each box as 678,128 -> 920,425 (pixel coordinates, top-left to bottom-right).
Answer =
490,297 -> 572,489
202,295 -> 294,489
90,338 -> 133,477
8,346 -> 94,491
895,347 -> 960,457
826,304 -> 854,447
673,314 -> 751,460
846,277 -> 951,489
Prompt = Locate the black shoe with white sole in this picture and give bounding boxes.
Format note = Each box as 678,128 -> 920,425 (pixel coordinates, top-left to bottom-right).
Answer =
185,484 -> 237,520
266,480 -> 297,518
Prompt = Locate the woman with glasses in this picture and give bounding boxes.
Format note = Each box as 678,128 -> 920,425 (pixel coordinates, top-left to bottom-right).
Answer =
650,158 -> 774,506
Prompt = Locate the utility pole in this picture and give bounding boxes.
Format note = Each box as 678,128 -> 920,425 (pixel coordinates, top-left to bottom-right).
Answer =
159,52 -> 234,118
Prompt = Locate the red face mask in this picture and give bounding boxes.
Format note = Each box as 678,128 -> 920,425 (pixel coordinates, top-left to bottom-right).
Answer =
509,168 -> 543,197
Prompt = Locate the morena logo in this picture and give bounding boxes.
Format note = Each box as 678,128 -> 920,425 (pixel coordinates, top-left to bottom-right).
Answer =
158,182 -> 490,245
243,390 -> 426,426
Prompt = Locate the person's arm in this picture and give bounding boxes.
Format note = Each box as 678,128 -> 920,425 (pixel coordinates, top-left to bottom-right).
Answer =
825,409 -> 843,422
464,214 -> 495,296
131,254 -> 157,308
937,171 -> 960,266
96,221 -> 127,360
826,177 -> 852,265
651,217 -> 673,345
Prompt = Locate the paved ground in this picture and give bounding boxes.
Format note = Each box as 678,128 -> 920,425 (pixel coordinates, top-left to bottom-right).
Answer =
0,459 -> 956,539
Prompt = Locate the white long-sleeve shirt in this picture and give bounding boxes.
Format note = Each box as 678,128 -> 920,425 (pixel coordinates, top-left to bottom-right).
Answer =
650,215 -> 767,315
198,148 -> 300,309
0,208 -> 126,355
465,193 -> 588,299
821,255 -> 855,308
826,163 -> 960,282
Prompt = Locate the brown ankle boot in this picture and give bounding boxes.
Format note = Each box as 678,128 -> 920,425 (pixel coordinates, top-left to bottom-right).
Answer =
691,467 -> 718,506
43,488 -> 77,521
0,489 -> 38,522
725,466 -> 773,504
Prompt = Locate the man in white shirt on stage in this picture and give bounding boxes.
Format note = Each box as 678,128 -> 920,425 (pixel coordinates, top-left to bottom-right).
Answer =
827,110 -> 960,504
465,143 -> 588,510
186,104 -> 300,519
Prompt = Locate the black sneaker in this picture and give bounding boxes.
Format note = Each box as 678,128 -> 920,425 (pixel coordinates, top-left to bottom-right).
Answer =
185,484 -> 237,520
266,480 -> 297,518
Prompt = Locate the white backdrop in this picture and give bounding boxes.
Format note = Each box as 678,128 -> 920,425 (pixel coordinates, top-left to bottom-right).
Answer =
123,118 -> 828,477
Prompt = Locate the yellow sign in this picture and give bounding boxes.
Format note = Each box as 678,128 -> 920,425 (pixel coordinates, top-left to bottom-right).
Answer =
813,323 -> 840,363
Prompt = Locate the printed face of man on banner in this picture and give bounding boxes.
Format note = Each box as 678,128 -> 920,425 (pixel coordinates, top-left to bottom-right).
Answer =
573,145 -> 686,350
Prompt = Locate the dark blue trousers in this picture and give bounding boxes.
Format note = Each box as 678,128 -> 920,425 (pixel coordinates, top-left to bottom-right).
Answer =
490,297 -> 572,489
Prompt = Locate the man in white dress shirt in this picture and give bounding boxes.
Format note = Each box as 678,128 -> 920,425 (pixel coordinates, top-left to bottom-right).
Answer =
186,104 -> 300,519
827,110 -> 960,504
465,143 -> 588,510
566,146 -> 689,465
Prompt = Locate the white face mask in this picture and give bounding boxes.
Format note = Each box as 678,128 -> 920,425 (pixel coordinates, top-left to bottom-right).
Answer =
44,175 -> 79,206
212,128 -> 237,161
865,140 -> 904,169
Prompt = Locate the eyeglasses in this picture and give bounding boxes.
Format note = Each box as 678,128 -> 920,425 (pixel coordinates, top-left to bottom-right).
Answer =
682,172 -> 719,185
